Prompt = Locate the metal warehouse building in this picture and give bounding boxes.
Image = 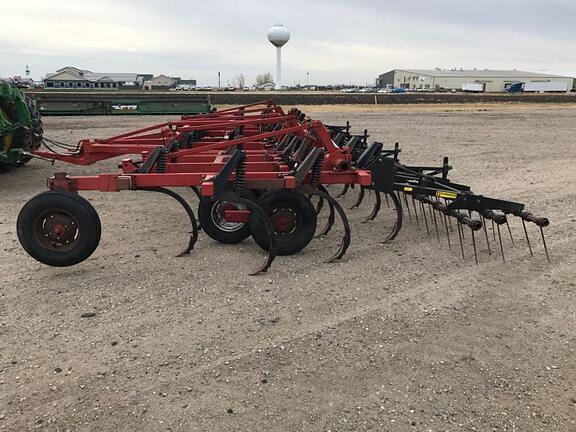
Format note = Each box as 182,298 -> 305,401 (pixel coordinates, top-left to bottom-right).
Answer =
377,69 -> 574,92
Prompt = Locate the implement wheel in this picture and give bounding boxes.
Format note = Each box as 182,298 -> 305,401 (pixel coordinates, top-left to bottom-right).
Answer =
17,191 -> 101,266
250,190 -> 317,255
198,189 -> 256,244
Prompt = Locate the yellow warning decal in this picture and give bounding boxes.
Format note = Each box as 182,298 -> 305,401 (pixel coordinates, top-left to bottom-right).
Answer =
403,186 -> 413,193
436,191 -> 457,200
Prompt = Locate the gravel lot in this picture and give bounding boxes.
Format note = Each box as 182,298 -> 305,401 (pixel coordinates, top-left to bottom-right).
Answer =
1,105 -> 575,431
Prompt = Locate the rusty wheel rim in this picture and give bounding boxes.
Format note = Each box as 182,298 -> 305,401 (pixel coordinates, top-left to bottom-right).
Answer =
33,209 -> 79,252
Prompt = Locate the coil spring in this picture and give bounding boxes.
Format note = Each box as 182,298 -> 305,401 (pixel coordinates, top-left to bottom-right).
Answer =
157,148 -> 168,173
233,154 -> 247,192
312,151 -> 325,186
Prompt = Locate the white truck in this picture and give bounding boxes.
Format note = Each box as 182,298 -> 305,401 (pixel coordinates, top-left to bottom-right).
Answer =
523,81 -> 568,92
462,83 -> 485,92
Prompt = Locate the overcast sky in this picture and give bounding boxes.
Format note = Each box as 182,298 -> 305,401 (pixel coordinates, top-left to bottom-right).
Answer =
1,0 -> 575,85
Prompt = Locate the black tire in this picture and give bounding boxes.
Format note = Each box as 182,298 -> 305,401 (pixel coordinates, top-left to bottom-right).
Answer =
198,189 -> 256,244
17,191 -> 101,267
250,190 -> 317,255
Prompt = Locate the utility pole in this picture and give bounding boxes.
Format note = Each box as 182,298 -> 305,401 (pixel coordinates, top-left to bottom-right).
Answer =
306,72 -> 309,88
218,72 -> 221,89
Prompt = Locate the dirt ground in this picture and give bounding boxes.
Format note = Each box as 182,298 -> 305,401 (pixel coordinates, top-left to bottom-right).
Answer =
1,104 -> 575,431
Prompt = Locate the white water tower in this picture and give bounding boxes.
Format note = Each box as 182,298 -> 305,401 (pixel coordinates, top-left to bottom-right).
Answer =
267,24 -> 290,90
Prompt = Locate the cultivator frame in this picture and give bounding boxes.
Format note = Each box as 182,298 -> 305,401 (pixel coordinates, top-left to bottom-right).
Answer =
17,100 -> 550,273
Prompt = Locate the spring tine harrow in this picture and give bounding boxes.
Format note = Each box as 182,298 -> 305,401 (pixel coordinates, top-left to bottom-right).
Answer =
144,187 -> 199,256
362,189 -> 381,223
522,219 -> 534,257
336,184 -> 350,198
350,186 -> 365,209
315,189 -> 351,263
15,100 -> 551,273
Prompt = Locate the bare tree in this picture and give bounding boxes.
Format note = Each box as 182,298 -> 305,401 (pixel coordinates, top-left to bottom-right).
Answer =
235,73 -> 246,89
256,72 -> 274,85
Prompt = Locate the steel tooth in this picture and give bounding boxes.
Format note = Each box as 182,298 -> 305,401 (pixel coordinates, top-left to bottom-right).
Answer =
540,226 -> 551,263
403,193 -> 413,222
412,196 -> 420,226
336,184 -> 350,198
315,190 -> 351,263
316,196 -> 335,237
220,191 -> 277,275
350,186 -> 365,209
443,213 -> 452,250
457,222 -> 465,260
443,199 -> 454,231
497,223 -> 505,263
472,229 -> 478,265
315,196 -> 325,215
385,193 -> 390,208
362,189 -> 381,223
492,219 -> 496,242
506,219 -> 515,246
145,187 -> 198,256
482,215 -> 492,255
431,205 -> 441,244
382,192 -> 403,243
421,201 -> 431,237
189,186 -> 201,200
521,219 -> 534,257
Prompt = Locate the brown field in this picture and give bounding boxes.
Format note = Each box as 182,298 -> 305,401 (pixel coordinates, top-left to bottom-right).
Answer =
1,104 -> 576,431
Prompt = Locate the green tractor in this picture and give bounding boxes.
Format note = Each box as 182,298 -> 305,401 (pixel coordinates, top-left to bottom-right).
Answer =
0,80 -> 43,172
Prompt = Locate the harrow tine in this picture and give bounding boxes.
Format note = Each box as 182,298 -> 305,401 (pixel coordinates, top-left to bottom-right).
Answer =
218,191 -> 276,275
431,205 -> 441,244
521,219 -> 534,257
506,219 -> 515,246
492,220 -> 496,242
315,190 -> 351,262
350,186 -> 366,209
336,184 -> 350,198
540,226 -> 551,263
382,192 -> 403,243
482,216 -> 492,255
443,214 -> 452,251
145,187 -> 198,256
421,201 -> 431,237
189,186 -> 202,200
412,196 -> 419,226
362,189 -> 381,223
443,199 -> 453,231
385,193 -> 390,208
403,193 -> 412,222
316,191 -> 336,237
472,230 -> 478,265
457,222 -> 465,260
315,196 -> 325,215
497,223 -> 505,263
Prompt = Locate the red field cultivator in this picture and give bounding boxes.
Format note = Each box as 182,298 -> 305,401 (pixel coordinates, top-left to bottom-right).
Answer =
17,101 -> 550,274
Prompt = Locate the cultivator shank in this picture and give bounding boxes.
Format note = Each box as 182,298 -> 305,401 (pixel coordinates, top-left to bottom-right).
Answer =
17,100 -> 550,273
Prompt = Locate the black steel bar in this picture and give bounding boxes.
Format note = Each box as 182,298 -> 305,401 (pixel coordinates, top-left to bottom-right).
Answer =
522,219 -> 533,257
497,224 -> 505,263
540,227 -> 551,263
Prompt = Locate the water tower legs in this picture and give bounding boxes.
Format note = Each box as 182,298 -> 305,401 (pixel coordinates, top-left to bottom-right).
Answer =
275,47 -> 282,91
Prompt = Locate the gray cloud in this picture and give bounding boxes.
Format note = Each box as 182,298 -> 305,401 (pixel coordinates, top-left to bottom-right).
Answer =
0,0 -> 574,85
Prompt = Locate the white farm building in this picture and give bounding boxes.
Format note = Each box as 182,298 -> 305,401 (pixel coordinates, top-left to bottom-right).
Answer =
377,69 -> 574,92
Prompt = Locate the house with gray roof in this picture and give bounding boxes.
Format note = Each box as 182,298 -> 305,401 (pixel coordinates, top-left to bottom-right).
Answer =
44,66 -> 152,90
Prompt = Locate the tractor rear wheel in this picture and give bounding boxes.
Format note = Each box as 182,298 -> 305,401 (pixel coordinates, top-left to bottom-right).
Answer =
250,190 -> 317,255
17,191 -> 101,266
198,189 -> 256,244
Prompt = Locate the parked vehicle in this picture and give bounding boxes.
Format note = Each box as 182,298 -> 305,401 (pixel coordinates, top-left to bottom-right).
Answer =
462,83 -> 485,93
523,81 -> 568,92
